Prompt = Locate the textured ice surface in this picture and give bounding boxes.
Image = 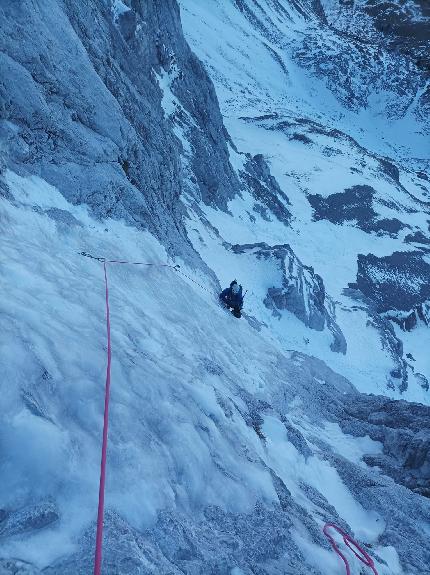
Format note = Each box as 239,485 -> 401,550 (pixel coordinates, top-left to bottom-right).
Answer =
1,171 -> 429,574
1,0 -> 430,573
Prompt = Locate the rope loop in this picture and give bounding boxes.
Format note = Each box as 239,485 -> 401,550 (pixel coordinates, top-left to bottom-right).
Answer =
323,523 -> 379,575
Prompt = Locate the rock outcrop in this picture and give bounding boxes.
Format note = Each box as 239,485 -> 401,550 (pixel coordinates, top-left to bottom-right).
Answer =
0,0 -> 241,253
340,394 -> 430,497
231,242 -> 347,353
357,251 -> 430,313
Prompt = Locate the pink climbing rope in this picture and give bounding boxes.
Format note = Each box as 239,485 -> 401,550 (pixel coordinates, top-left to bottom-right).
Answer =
323,523 -> 379,575
81,250 -> 212,575
93,262 -> 112,575
80,248 -> 221,573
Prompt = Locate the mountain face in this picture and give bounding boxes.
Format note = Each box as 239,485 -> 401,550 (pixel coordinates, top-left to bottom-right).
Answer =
179,0 -> 430,398
322,0 -> 430,75
1,0 -> 243,258
0,1 -> 429,574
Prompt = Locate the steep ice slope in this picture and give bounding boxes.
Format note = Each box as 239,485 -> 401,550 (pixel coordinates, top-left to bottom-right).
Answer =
1,0 -> 430,573
179,0 -> 430,400
1,170 -> 429,574
2,0 -> 428,399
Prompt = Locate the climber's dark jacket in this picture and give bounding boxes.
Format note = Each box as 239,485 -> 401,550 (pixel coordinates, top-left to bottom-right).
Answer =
220,285 -> 243,309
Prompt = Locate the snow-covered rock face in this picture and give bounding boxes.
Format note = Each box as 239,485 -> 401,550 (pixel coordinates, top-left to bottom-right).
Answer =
1,0 -> 430,574
0,0 -> 242,255
179,0 -> 430,399
319,0 -> 430,119
357,251 -> 430,313
321,0 -> 430,76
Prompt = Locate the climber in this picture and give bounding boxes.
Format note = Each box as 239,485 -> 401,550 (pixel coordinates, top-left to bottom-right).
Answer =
219,280 -> 244,318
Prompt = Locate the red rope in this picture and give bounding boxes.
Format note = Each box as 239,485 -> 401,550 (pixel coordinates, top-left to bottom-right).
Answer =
323,523 -> 379,575
87,253 -> 188,574
94,262 -> 112,575
81,250 -> 215,573
87,254 -> 380,575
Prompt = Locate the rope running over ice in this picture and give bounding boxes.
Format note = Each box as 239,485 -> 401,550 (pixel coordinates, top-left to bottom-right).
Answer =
82,254 -> 378,575
80,251 -> 212,293
80,251 -> 213,574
